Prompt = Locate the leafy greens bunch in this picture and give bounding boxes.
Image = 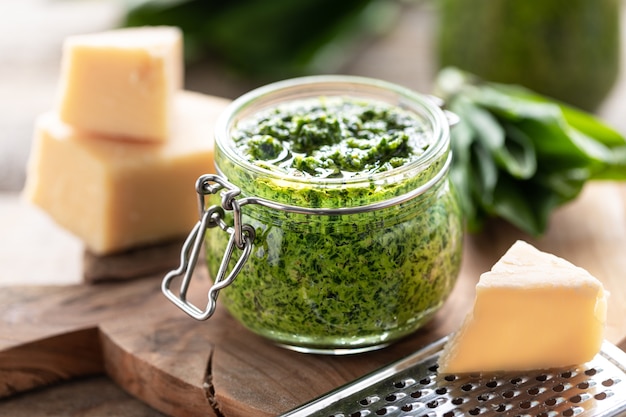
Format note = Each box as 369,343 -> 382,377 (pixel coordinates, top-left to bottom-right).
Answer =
435,67 -> 626,236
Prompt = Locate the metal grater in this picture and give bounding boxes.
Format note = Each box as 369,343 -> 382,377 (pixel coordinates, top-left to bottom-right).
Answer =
280,337 -> 626,417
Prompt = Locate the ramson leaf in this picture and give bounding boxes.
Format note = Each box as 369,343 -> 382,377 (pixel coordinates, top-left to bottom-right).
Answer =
490,175 -> 546,236
435,67 -> 626,236
496,122 -> 537,179
462,99 -> 505,152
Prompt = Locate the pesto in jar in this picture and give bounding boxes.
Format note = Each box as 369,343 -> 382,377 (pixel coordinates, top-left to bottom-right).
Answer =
209,86 -> 463,353
231,98 -> 432,179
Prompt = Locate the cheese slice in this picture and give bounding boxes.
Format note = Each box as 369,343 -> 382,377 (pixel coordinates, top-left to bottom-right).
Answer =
24,91 -> 230,255
437,240 -> 608,374
57,26 -> 183,142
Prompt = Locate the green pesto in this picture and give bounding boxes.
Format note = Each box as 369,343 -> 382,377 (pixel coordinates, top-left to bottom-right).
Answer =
206,97 -> 463,351
231,97 -> 430,179
206,184 -> 462,350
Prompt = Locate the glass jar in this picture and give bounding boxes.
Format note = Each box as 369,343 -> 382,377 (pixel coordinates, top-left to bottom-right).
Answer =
162,75 -> 463,354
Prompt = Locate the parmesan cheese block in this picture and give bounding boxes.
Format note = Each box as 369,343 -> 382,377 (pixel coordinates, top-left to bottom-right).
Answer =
24,91 -> 230,255
57,26 -> 183,142
437,240 -> 608,374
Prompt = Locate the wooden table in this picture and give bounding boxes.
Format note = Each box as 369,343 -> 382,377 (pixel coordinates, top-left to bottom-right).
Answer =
2,180 -> 626,417
2,2 -> 626,416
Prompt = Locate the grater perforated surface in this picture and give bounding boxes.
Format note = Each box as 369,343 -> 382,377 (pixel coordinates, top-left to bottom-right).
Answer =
280,338 -> 626,417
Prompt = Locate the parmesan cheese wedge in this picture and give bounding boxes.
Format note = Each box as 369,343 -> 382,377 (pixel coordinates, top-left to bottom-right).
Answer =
24,91 -> 229,255
437,240 -> 608,374
57,26 -> 183,142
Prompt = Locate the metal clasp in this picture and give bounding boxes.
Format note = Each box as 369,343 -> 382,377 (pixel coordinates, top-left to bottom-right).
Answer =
161,174 -> 255,321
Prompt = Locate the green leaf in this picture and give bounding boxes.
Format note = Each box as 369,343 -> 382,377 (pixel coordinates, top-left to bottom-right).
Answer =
479,81 -> 626,177
470,140 -> 498,207
592,146 -> 626,180
448,99 -> 476,166
435,66 -> 626,236
495,122 -> 537,179
448,164 -> 472,224
560,104 -> 626,148
487,81 -> 626,148
534,167 -> 590,202
513,118 -> 594,170
566,128 -> 618,170
490,174 -> 545,236
447,102 -> 476,222
474,83 -> 562,123
462,99 -> 505,151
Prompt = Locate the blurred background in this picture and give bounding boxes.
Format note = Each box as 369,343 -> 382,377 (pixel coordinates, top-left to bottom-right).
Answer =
1,0 -> 625,192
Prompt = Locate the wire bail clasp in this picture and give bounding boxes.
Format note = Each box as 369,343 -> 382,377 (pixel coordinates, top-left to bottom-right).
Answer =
161,174 -> 255,321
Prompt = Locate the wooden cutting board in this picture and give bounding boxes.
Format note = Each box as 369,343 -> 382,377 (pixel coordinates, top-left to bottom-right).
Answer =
0,239 -> 473,417
1,182 -> 626,416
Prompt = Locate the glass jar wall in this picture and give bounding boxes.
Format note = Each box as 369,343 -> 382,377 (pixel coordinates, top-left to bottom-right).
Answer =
202,76 -> 463,354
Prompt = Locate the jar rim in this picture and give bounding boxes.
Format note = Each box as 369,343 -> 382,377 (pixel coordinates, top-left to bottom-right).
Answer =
214,75 -> 450,188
